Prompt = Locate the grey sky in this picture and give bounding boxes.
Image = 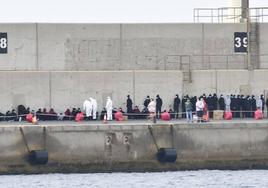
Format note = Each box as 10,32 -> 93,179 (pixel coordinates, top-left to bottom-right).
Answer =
1,0 -> 267,23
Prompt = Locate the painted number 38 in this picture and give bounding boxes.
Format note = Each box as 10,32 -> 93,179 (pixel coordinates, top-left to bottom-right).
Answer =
0,38 -> 7,49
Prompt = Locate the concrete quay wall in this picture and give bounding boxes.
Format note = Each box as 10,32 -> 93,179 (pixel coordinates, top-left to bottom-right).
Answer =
0,70 -> 268,113
1,23 -> 268,71
1,121 -> 268,174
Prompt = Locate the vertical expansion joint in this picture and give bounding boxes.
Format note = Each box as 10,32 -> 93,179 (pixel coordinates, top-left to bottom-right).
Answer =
36,23 -> 39,70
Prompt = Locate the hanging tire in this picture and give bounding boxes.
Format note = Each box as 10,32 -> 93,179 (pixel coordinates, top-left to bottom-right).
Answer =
157,148 -> 177,163
29,150 -> 48,165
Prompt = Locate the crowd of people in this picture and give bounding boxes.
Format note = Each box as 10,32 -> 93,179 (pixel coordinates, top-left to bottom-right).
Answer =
1,93 -> 268,123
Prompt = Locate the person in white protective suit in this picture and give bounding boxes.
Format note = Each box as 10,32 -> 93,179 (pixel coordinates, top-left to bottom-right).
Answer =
105,97 -> 113,121
224,95 -> 231,111
256,96 -> 263,111
89,97 -> 98,120
83,99 -> 93,120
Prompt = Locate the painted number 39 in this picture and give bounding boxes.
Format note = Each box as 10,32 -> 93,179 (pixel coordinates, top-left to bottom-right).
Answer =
0,38 -> 7,49
235,37 -> 248,48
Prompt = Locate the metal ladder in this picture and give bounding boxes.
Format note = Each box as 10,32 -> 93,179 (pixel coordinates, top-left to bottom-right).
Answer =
180,56 -> 192,83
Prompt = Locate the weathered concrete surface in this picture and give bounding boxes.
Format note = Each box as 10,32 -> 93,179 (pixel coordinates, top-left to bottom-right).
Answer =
49,70 -> 182,112
0,71 -> 50,111
0,70 -> 268,112
184,69 -> 268,96
2,23 -> 268,71
0,120 -> 268,174
0,24 -> 37,70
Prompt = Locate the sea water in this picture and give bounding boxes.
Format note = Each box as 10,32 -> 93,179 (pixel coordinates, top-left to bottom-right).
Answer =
0,170 -> 268,188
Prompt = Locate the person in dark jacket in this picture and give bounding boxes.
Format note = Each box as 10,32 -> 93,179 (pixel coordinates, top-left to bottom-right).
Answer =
173,94 -> 180,119
42,108 -> 48,121
71,108 -> 77,120
156,95 -> 163,119
5,110 -> 11,121
100,108 -> 107,120
143,96 -> 150,108
241,95 -> 247,118
207,94 -> 214,118
218,94 -> 225,111
10,109 -> 17,121
126,95 -> 133,119
236,95 -> 242,118
168,108 -> 175,119
266,96 -> 268,118
251,95 -> 257,118
48,108 -> 57,120
212,93 -> 218,111
245,96 -> 251,118
64,108 -> 71,120
181,95 -> 188,118
141,107 -> 149,119
36,108 -> 42,120
132,106 -> 141,119
17,105 -> 28,121
260,94 -> 265,113
0,111 -> 4,121
190,96 -> 197,111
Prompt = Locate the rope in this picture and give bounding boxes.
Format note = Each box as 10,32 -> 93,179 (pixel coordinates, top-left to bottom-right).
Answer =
148,125 -> 159,151
19,127 -> 31,154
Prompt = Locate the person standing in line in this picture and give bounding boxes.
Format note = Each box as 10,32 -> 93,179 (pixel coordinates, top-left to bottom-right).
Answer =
148,98 -> 156,122
90,97 -> 97,120
218,94 -> 225,111
185,99 -> 193,123
196,97 -> 204,123
212,93 -> 218,111
83,99 -> 92,120
156,95 -> 163,119
173,94 -> 180,119
105,96 -> 113,121
126,95 -> 133,119
245,96 -> 251,118
181,95 -> 188,118
225,95 -> 231,111
143,96 -> 150,108
251,95 -> 257,118
260,94 -> 265,113
256,96 -> 263,112
207,94 -> 213,118
266,96 -> 268,118
241,95 -> 246,118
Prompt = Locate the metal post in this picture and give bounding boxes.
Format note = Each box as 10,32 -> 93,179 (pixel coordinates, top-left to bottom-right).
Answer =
246,6 -> 251,70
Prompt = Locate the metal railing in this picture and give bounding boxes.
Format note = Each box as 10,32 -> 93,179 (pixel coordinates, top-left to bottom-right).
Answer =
194,7 -> 268,23
163,54 -> 249,70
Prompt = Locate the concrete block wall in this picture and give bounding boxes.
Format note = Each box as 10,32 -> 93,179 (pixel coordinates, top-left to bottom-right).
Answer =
0,23 -> 262,71
0,71 -> 183,112
0,70 -> 267,113
183,70 -> 268,96
0,23 -> 268,112
1,123 -> 268,173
